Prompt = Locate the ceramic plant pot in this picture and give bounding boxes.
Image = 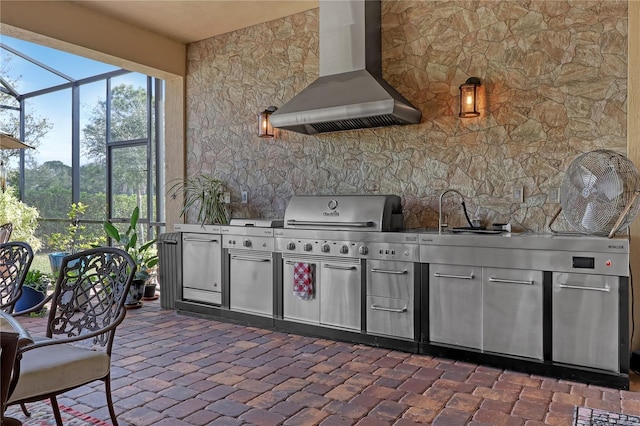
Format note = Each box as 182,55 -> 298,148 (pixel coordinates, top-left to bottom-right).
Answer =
15,286 -> 46,312
125,279 -> 146,307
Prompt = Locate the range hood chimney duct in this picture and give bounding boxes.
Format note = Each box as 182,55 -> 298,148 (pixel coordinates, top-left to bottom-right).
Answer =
270,0 -> 422,135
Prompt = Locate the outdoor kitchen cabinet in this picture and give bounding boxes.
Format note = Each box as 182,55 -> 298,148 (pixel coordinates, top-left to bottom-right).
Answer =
319,259 -> 361,331
552,272 -> 620,372
181,231 -> 223,305
482,267 -> 543,360
429,264 -> 543,359
282,256 -> 320,325
282,255 -> 361,331
429,264 -> 482,349
366,259 -> 414,339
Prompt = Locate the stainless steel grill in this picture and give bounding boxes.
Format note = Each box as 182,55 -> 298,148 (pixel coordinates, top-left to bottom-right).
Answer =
277,194 -> 417,337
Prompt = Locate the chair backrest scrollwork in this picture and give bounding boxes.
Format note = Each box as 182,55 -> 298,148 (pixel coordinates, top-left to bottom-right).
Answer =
0,242 -> 34,314
46,247 -> 136,354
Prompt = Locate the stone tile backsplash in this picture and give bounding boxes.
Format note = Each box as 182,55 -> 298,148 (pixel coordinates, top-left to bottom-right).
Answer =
186,0 -> 627,232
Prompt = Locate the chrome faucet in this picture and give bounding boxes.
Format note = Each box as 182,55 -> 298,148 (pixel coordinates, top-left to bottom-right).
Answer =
438,189 -> 466,234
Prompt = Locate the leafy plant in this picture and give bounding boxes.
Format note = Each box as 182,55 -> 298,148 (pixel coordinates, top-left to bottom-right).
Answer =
23,269 -> 51,293
47,202 -> 105,253
0,188 -> 42,251
168,175 -> 229,225
103,206 -> 158,281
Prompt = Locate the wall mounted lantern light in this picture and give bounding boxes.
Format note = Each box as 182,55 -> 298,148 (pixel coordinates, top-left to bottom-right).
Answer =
258,106 -> 278,138
459,77 -> 481,118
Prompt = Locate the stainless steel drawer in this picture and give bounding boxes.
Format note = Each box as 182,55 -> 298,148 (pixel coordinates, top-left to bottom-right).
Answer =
367,260 -> 413,299
366,295 -> 413,339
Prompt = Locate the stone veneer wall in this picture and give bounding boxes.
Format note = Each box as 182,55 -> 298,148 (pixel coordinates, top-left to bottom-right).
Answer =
186,1 -> 628,231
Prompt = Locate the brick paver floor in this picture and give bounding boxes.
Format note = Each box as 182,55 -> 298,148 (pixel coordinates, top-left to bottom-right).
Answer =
8,299 -> 640,425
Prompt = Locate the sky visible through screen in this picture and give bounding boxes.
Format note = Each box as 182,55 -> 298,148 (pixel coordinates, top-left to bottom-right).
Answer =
0,35 -> 145,165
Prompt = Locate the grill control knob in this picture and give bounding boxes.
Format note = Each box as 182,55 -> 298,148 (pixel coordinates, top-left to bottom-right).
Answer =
359,246 -> 369,255
303,243 -> 313,252
321,244 -> 330,253
243,240 -> 252,248
339,245 -> 349,254
286,242 -> 296,250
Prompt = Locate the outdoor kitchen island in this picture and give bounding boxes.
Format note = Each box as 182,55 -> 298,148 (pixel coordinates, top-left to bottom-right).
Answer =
174,197 -> 631,389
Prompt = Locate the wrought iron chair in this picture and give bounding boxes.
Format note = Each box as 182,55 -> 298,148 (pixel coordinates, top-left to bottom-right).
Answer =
6,247 -> 136,426
0,242 -> 34,314
0,223 -> 13,244
1,313 -> 32,426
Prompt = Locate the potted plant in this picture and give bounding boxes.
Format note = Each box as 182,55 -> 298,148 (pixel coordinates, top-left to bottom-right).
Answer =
168,175 -> 229,225
142,269 -> 158,299
47,202 -> 104,276
14,269 -> 52,313
104,206 -> 158,307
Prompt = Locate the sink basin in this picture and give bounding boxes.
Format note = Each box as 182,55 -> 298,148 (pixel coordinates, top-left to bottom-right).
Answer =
450,227 -> 505,235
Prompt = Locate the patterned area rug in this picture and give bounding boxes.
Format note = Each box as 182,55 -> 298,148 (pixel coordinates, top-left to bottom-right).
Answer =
575,407 -> 640,425
4,400 -> 112,426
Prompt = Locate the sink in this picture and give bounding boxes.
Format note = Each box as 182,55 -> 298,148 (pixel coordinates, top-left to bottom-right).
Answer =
450,227 -> 506,235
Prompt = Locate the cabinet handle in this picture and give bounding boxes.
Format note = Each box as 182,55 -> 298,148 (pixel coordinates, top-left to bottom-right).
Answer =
230,255 -> 270,263
558,283 -> 610,293
489,277 -> 534,285
371,304 -> 408,313
433,272 -> 474,280
184,238 -> 219,243
287,220 -> 374,228
371,268 -> 407,275
158,240 -> 178,245
324,264 -> 357,270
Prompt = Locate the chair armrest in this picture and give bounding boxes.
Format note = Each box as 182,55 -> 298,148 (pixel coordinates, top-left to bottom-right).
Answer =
0,312 -> 33,348
15,308 -> 127,356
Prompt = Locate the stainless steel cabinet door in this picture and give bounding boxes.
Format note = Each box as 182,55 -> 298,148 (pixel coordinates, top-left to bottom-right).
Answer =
320,260 -> 361,330
182,233 -> 222,293
552,272 -> 619,372
483,267 -> 543,360
229,252 -> 273,317
283,258 -> 320,324
429,264 -> 481,349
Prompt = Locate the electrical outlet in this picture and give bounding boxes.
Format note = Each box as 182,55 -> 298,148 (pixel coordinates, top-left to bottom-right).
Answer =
241,190 -> 248,204
549,187 -> 560,204
513,186 -> 524,203
223,192 -> 231,204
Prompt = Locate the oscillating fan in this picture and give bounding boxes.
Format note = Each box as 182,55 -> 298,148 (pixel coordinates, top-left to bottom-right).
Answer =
549,149 -> 640,238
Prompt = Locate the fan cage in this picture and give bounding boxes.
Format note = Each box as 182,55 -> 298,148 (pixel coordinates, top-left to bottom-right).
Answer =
560,150 -> 640,236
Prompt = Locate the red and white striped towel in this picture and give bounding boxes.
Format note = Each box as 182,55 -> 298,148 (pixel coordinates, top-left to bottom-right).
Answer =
293,262 -> 314,300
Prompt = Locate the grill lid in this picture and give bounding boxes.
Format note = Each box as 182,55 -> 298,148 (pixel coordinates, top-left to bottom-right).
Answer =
284,195 -> 404,232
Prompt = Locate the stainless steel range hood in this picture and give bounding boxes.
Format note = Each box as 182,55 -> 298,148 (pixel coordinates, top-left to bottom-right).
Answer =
270,0 -> 421,135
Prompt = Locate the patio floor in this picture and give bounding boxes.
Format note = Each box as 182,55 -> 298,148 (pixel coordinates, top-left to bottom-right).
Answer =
8,299 -> 640,426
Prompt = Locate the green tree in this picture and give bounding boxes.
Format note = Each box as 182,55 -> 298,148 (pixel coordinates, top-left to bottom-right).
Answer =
0,56 -> 53,169
81,84 -> 150,200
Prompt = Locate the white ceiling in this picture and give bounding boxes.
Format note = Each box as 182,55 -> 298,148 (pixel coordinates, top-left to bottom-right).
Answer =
71,0 -> 318,44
